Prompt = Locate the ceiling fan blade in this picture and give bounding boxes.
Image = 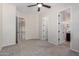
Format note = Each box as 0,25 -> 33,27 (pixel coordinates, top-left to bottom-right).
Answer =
27,4 -> 38,7
42,4 -> 51,8
38,7 -> 40,12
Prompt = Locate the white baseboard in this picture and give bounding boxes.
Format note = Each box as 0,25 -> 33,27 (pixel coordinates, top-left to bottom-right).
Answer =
48,40 -> 58,45
70,48 -> 79,53
25,38 -> 40,40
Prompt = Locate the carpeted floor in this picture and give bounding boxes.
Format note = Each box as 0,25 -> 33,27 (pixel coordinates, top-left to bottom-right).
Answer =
0,39 -> 79,56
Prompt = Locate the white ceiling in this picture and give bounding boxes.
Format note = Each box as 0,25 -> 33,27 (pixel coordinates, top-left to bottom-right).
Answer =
12,3 -> 55,14
12,3 -> 79,15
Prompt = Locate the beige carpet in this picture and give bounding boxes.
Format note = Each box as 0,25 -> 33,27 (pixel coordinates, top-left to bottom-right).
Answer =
0,39 -> 79,56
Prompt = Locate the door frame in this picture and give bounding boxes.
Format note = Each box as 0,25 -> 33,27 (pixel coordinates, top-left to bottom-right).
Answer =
57,7 -> 71,45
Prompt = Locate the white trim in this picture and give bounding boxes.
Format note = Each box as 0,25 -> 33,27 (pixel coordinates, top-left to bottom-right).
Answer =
70,48 -> 79,53
48,40 -> 59,45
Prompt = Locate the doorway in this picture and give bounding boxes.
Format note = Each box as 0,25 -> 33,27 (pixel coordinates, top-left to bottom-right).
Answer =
58,8 -> 71,47
41,17 -> 48,41
16,16 -> 25,44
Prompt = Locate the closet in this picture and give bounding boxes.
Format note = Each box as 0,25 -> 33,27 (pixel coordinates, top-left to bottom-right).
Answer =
16,17 -> 25,43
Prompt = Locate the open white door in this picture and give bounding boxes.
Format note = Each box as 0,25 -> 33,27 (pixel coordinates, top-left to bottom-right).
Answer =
58,12 -> 65,44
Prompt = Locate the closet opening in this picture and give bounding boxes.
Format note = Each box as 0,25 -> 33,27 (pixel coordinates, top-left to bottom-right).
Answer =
16,16 -> 25,44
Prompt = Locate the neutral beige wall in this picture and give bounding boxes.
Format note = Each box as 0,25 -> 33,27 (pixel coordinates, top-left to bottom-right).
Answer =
2,4 -> 16,46
25,14 -> 40,40
16,11 -> 40,40
0,4 -> 2,50
0,4 -> 16,49
70,6 -> 79,52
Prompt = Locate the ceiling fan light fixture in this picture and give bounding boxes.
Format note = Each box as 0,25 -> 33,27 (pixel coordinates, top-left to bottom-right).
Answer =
27,3 -> 51,12
37,4 -> 42,7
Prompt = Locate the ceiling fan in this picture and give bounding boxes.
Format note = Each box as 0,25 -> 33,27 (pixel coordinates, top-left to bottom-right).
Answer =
27,3 -> 51,12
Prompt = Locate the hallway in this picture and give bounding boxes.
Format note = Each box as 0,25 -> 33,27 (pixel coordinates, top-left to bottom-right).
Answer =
0,39 -> 79,56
